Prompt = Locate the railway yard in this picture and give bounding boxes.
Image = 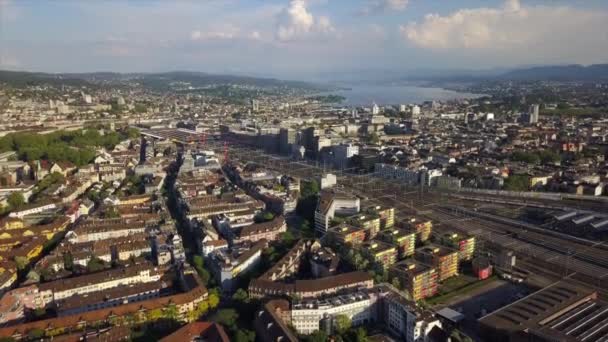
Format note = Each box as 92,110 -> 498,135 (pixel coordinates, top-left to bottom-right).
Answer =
209,139 -> 608,301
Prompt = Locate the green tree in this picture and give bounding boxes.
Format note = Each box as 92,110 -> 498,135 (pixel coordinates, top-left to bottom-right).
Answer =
27,328 -> 45,340
234,329 -> 256,342
208,292 -> 220,309
14,256 -> 28,270
512,151 -> 540,164
349,327 -> 368,342
103,206 -> 120,218
391,277 -> 401,290
211,309 -> 239,330
87,257 -> 105,272
7,192 -> 25,209
134,103 -> 148,113
334,315 -> 352,335
232,288 -> 249,303
280,230 -> 296,244
300,180 -> 320,198
125,127 -> 140,139
192,255 -> 210,286
504,174 -> 530,191
367,132 -> 379,145
254,211 -> 275,223
163,304 -> 178,320
305,330 -> 328,342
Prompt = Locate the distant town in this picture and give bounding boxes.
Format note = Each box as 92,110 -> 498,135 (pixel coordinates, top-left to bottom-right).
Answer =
0,70 -> 606,342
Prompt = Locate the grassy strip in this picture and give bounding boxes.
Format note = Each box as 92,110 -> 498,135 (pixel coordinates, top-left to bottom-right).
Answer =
427,275 -> 498,306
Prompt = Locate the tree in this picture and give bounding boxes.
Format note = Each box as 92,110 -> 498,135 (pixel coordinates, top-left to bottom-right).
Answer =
14,256 -> 28,270
300,180 -> 320,199
63,252 -> 74,271
350,327 -> 368,342
208,292 -> 220,309
334,314 -> 352,335
196,300 -> 209,315
234,329 -> 255,342
367,132 -> 379,145
87,257 -> 105,272
27,328 -> 45,340
504,174 -> 530,191
391,277 -> 401,290
305,330 -> 328,342
232,288 -> 249,303
134,103 -> 147,113
192,255 -> 210,286
7,192 -> 24,209
512,151 -> 540,164
103,206 -> 121,219
254,211 -> 274,223
163,304 -> 178,320
280,230 -> 296,244
211,309 -> 239,330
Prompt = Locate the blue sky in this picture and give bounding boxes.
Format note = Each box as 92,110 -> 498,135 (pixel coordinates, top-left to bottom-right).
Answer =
1,0 -> 607,78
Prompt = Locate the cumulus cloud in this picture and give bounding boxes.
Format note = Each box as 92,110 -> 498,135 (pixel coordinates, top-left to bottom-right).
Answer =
401,0 -> 608,64
361,0 -> 410,15
276,0 -> 336,42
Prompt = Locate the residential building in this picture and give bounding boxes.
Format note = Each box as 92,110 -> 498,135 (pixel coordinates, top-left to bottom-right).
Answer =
440,232 -> 476,262
378,229 -> 416,258
390,260 -> 438,301
314,191 -> 360,235
416,245 -> 459,281
362,240 -> 398,269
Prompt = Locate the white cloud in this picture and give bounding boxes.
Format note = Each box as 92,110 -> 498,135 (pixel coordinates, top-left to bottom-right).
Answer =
401,0 -> 608,64
0,55 -> 21,68
190,26 -> 241,41
361,0 -> 409,15
276,0 -> 336,42
0,0 -> 19,21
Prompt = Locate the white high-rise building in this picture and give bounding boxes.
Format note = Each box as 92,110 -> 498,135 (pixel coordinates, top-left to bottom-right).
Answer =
399,104 -> 407,112
372,103 -> 380,115
529,104 -> 540,123
251,99 -> 260,112
412,105 -> 421,119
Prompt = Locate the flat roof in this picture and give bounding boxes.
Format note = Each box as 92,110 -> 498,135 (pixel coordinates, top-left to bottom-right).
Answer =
479,281 -> 608,341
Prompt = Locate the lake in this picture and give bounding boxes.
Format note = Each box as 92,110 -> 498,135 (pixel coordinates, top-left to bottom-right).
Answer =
317,84 -> 486,106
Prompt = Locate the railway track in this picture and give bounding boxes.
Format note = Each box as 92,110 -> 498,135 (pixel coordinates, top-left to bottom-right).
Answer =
217,141 -> 608,292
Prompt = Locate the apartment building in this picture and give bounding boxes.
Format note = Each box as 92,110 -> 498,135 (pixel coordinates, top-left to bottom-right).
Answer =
291,290 -> 379,335
232,216 -> 286,244
56,280 -> 169,316
441,232 -> 476,262
314,191 -> 360,235
390,260 -> 439,301
209,240 -> 266,292
362,240 -> 398,269
378,228 -> 416,259
37,263 -> 163,306
416,245 -> 459,281
399,219 -> 433,243
329,223 -> 366,246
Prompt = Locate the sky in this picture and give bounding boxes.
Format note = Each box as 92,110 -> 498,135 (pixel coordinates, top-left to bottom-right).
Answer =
1,0 -> 607,79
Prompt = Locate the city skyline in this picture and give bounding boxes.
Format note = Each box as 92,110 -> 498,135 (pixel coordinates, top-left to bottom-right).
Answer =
1,0 -> 608,78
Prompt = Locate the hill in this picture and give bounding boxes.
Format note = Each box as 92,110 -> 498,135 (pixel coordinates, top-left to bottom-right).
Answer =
500,64 -> 608,81
0,70 -> 326,91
